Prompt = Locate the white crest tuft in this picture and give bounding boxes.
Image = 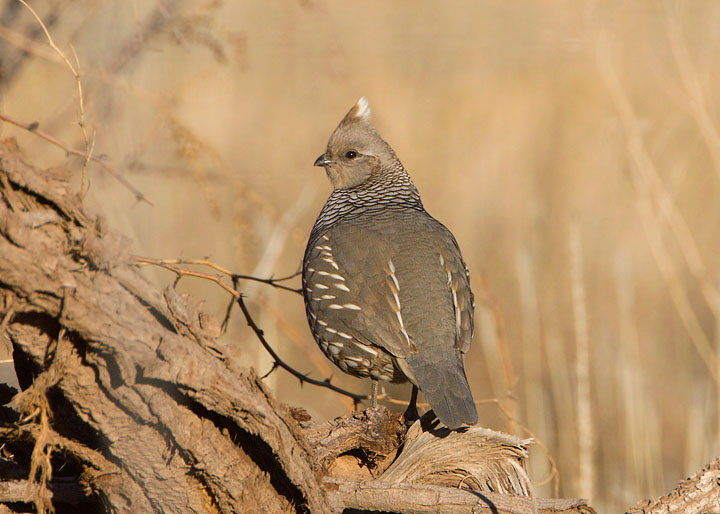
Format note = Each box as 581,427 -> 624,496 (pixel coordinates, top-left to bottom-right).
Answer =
355,96 -> 371,121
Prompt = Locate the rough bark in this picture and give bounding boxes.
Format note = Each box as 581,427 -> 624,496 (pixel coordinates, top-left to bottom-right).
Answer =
300,407 -> 405,477
0,137 -> 706,513
626,456 -> 720,514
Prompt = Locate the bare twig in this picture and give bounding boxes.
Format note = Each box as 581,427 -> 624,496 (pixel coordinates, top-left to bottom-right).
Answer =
377,392 -> 503,411
135,257 -> 303,294
135,257 -> 301,342
233,271 -> 302,295
235,295 -> 366,406
132,255 -> 367,405
17,0 -> 92,196
134,257 -> 561,476
133,256 -> 240,297
138,257 -> 302,294
0,112 -> 151,205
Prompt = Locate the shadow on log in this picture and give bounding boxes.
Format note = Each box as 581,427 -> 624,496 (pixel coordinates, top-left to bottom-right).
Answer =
0,138 -> 712,513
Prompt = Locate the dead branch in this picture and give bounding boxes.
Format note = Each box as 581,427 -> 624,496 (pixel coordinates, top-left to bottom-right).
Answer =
235,294 -> 367,405
323,479 -> 591,514
0,112 -> 149,205
16,0 -> 94,194
133,257 -> 302,294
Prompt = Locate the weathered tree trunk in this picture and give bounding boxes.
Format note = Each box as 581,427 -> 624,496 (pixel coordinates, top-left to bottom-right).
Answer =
0,138 -> 713,513
0,139 -> 329,513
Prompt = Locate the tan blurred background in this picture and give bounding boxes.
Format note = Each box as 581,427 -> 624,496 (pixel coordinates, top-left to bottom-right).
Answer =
2,0 -> 720,511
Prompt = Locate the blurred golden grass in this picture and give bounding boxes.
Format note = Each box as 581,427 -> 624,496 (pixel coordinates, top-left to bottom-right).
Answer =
1,0 -> 720,511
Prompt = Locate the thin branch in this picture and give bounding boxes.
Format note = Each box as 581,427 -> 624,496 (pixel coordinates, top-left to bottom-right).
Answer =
68,44 -> 93,197
378,392 -> 506,411
137,257 -> 302,294
220,288 -> 235,334
133,257 -> 302,294
0,112 -> 151,205
133,256 -> 552,419
235,294 -> 366,406
17,0 -> 92,196
133,256 -> 240,297
132,255 -> 367,405
16,0 -> 77,80
232,272 -> 302,295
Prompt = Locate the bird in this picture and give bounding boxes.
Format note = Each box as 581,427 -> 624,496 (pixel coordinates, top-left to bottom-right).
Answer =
302,97 -> 477,429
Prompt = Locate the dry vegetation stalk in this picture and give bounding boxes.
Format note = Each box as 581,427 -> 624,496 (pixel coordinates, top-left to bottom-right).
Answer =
569,224 -> 593,501
596,32 -> 719,384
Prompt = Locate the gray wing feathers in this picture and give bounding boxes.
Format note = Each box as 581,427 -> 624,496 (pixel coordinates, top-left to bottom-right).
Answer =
392,217 -> 477,428
323,224 -> 415,358
308,212 -> 477,428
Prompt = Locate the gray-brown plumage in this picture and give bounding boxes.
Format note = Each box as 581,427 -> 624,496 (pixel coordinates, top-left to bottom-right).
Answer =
303,98 -> 477,429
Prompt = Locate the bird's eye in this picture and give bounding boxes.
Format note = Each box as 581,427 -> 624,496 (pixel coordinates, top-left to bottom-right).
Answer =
345,150 -> 358,159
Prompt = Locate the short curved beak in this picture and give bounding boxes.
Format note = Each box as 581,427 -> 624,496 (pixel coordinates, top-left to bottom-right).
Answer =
314,153 -> 335,167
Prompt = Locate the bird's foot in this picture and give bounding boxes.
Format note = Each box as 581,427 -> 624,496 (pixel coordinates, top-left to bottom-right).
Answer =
402,403 -> 420,426
402,385 -> 420,425
369,379 -> 379,409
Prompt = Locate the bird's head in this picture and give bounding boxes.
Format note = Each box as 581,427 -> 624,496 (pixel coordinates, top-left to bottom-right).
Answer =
314,97 -> 397,190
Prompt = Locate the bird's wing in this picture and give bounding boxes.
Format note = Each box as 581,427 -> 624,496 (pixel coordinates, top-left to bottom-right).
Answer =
440,225 -> 474,354
304,222 -> 415,359
304,213 -> 473,361
388,216 -> 477,428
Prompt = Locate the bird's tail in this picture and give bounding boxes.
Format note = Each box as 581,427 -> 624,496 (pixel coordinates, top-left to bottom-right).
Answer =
406,353 -> 478,430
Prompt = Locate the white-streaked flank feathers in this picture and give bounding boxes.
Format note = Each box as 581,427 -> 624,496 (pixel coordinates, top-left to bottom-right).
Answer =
355,96 -> 371,121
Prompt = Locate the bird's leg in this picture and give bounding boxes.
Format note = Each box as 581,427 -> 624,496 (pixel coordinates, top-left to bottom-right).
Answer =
403,385 -> 420,423
370,379 -> 378,409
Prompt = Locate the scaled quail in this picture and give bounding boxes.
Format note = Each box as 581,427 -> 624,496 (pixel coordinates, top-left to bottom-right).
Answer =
303,98 -> 477,429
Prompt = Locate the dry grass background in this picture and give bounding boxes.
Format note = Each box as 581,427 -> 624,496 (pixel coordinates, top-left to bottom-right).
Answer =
1,0 -> 719,511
